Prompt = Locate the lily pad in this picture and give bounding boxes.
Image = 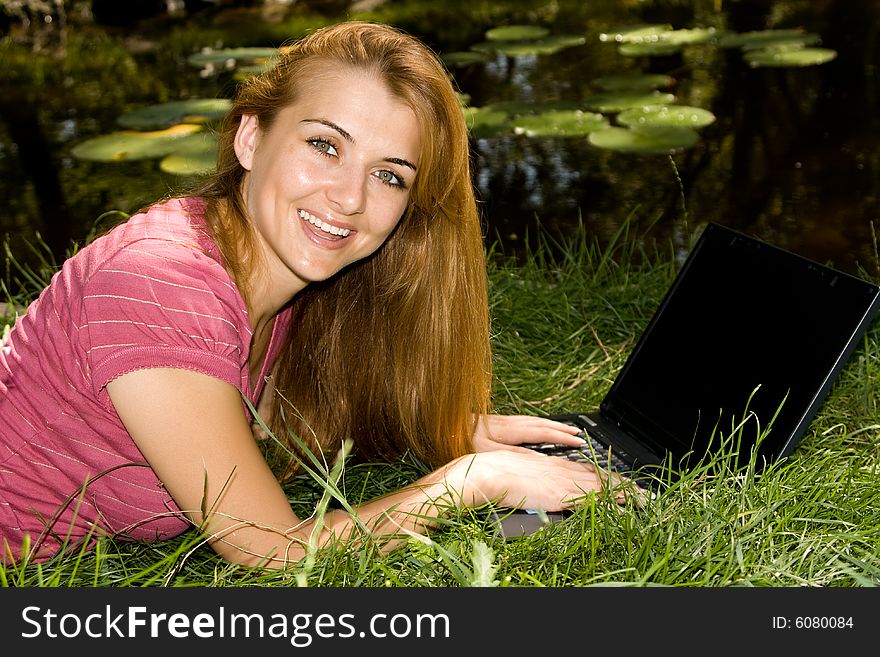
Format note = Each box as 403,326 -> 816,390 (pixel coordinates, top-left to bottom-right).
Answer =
740,34 -> 822,51
582,91 -> 676,113
71,124 -> 204,162
588,126 -> 699,154
599,24 -> 673,43
744,47 -> 837,68
463,106 -> 512,138
617,104 -> 716,129
618,42 -> 683,57
512,110 -> 609,137
159,131 -> 218,176
718,29 -> 811,49
484,99 -> 585,116
658,27 -> 718,46
441,51 -> 490,67
186,47 -> 279,72
117,98 -> 232,130
233,60 -> 279,80
471,34 -> 586,57
608,26 -> 717,57
485,25 -> 550,42
591,73 -> 676,92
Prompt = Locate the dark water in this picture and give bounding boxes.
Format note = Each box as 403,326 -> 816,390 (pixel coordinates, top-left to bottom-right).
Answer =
1,0 -> 878,282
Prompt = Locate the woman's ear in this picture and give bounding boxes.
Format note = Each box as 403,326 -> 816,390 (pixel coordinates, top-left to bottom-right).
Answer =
234,114 -> 260,170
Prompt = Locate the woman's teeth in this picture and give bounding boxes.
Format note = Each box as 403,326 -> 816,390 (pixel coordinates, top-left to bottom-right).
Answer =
298,209 -> 351,237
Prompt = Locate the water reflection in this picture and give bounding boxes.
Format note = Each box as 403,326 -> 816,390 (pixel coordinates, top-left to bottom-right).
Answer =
1,0 -> 878,284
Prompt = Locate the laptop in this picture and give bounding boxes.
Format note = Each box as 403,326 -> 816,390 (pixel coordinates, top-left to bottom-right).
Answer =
492,222 -> 880,536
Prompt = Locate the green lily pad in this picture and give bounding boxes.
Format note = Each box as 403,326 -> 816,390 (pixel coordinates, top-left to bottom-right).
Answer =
717,29 -> 811,49
233,60 -> 279,80
463,106 -> 512,138
744,47 -> 837,68
159,132 -> 218,176
599,24 -> 673,43
658,27 -> 718,46
582,91 -> 676,113
71,124 -> 204,162
617,104 -> 716,129
588,126 -> 699,154
485,25 -> 550,42
471,34 -> 586,57
609,26 -> 717,57
591,73 -> 676,92
618,42 -> 683,57
441,51 -> 490,67
740,34 -> 822,51
117,98 -> 232,130
512,110 -> 609,137
484,99 -> 585,116
187,47 -> 279,70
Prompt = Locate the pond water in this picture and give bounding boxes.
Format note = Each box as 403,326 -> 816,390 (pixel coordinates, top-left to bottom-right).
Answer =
1,0 -> 878,284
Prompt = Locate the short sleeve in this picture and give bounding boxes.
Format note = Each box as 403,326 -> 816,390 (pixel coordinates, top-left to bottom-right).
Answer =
80,236 -> 250,404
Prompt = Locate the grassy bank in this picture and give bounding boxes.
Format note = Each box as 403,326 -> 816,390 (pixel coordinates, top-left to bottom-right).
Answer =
2,223 -> 878,587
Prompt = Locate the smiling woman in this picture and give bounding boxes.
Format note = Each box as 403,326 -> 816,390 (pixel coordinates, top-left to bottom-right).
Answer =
0,21 -> 617,568
231,66 -> 421,302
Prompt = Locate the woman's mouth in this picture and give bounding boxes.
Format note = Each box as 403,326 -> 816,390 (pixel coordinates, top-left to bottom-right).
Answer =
297,209 -> 351,238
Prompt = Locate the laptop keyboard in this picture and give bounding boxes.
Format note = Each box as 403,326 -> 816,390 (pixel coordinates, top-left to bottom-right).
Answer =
529,421 -> 632,473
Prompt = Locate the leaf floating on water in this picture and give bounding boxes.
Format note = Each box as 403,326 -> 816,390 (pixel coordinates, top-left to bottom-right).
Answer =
71,124 -> 204,162
485,25 -> 550,42
659,27 -> 718,46
233,60 -> 278,80
485,99 -> 585,115
744,47 -> 838,68
187,47 -> 280,77
471,34 -> 586,57
117,99 -> 232,131
740,35 -> 822,51
588,126 -> 699,154
599,24 -> 673,43
615,26 -> 718,55
717,29 -> 811,49
159,132 -> 218,176
582,91 -> 676,113
591,73 -> 676,92
617,105 -> 716,129
462,106 -> 512,138
618,42 -> 683,57
512,110 -> 609,137
441,51 -> 490,68
186,47 -> 280,68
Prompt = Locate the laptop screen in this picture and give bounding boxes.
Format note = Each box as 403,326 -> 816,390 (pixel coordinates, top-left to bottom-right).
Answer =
601,223 -> 880,471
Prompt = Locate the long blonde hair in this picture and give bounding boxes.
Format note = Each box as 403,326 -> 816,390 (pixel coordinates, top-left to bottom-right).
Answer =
195,21 -> 491,476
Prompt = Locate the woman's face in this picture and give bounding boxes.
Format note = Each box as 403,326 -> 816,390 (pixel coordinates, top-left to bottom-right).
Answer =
235,66 -> 421,298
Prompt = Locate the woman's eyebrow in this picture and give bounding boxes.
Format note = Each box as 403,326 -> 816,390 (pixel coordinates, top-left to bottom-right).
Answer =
301,118 -> 353,142
301,118 -> 417,172
386,157 -> 417,172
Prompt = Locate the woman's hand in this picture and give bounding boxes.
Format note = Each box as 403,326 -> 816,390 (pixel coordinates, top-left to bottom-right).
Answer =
449,449 -> 628,512
467,415 -> 641,510
472,414 -> 586,453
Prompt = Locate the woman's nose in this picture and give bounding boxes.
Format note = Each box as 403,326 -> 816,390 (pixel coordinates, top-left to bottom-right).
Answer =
327,167 -> 368,215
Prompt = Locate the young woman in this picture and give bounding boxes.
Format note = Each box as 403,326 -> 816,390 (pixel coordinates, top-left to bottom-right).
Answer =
0,21 -> 619,568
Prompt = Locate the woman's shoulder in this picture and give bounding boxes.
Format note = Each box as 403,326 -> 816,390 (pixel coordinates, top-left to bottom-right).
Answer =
113,196 -> 214,254
82,197 -> 223,276
65,196 -> 243,310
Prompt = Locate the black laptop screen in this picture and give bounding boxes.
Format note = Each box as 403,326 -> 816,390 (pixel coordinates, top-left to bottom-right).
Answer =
602,223 -> 879,471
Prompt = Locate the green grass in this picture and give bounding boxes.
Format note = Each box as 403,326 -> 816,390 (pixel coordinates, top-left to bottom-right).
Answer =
2,222 -> 879,587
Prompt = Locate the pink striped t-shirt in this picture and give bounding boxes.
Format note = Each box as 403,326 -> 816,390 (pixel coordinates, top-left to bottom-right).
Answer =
0,197 -> 291,563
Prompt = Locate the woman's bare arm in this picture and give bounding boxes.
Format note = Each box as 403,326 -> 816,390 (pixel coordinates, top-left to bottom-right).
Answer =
107,368 -> 612,568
